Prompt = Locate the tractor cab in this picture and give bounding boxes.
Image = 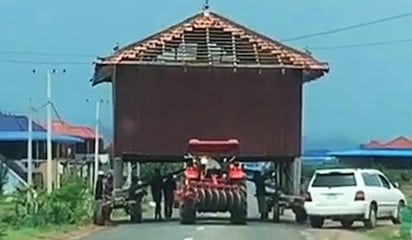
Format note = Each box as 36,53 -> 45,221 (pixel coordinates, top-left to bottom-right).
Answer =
183,138 -> 245,182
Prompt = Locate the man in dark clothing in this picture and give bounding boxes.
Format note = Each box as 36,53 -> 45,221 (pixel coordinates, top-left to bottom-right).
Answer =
94,171 -> 105,200
150,168 -> 163,220
103,172 -> 114,200
253,172 -> 268,219
163,175 -> 176,219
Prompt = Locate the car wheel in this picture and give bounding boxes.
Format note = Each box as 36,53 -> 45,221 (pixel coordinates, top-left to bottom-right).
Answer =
340,219 -> 354,228
309,216 -> 324,228
364,204 -> 377,229
392,200 -> 405,225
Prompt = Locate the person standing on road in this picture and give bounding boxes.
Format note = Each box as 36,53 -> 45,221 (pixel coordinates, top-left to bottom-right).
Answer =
163,174 -> 177,219
253,172 -> 268,220
94,171 -> 105,200
150,168 -> 163,220
103,171 -> 114,200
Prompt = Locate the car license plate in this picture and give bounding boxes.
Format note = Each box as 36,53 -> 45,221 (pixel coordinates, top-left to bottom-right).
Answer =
327,195 -> 337,200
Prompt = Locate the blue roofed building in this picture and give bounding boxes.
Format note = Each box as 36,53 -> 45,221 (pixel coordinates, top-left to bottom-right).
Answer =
0,113 -> 83,192
327,136 -> 412,170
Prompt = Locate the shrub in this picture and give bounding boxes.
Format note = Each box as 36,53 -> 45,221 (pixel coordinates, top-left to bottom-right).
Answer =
0,172 -> 92,229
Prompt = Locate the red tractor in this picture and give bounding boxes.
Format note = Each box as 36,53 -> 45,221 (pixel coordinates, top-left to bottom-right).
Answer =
174,138 -> 247,224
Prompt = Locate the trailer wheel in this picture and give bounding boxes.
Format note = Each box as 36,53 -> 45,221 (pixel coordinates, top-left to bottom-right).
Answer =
272,201 -> 280,223
292,205 -> 307,225
129,202 -> 142,223
180,203 -> 196,224
93,200 -> 107,226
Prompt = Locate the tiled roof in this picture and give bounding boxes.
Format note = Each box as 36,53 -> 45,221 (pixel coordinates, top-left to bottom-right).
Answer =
95,10 -> 328,82
46,120 -> 100,140
362,140 -> 385,148
363,136 -> 412,149
384,136 -> 412,148
0,113 -> 45,132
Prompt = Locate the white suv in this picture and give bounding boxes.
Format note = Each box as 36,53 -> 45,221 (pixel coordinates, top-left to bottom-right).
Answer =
304,168 -> 406,229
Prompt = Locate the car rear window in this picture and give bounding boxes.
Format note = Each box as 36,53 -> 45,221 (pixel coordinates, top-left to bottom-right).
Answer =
311,172 -> 357,187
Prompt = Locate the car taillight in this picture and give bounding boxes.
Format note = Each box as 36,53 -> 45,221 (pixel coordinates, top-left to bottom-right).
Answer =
354,191 -> 365,201
304,192 -> 312,202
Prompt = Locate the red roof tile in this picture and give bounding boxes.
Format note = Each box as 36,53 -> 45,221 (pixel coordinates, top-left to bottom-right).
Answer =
383,136 -> 412,148
364,136 -> 412,149
363,140 -> 385,148
96,10 -> 328,82
41,120 -> 102,140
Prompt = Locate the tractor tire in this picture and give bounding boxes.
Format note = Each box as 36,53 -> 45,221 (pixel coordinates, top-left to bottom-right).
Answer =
129,202 -> 142,223
230,194 -> 247,225
230,180 -> 247,225
93,200 -> 107,226
180,203 -> 196,225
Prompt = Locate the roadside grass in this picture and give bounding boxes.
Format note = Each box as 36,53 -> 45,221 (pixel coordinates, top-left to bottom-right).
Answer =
367,226 -> 398,240
4,225 -> 76,240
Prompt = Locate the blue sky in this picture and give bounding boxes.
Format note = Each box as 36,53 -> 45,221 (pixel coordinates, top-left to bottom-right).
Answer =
1,0 -> 412,144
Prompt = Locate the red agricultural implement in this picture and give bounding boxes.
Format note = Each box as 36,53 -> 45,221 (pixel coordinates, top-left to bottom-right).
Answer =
174,139 -> 247,224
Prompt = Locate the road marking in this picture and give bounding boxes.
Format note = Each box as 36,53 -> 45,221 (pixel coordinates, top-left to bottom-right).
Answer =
184,237 -> 194,240
196,226 -> 205,231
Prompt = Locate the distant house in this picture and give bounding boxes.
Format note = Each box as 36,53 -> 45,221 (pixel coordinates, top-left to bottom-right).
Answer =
47,120 -> 104,162
329,136 -> 412,169
362,136 -> 412,149
0,113 -> 83,190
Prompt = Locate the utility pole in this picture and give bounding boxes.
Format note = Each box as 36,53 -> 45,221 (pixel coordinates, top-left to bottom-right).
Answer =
33,68 -> 66,193
46,70 -> 53,193
94,99 -> 100,188
86,99 -> 108,190
27,99 -> 33,187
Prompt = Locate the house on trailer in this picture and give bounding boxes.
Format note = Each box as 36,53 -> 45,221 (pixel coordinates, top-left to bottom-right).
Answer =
91,8 -> 329,162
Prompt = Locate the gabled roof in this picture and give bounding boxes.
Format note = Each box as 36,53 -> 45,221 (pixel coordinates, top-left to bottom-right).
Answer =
93,10 -> 328,85
49,120 -> 100,140
362,140 -> 385,148
363,136 -> 412,149
384,136 -> 412,148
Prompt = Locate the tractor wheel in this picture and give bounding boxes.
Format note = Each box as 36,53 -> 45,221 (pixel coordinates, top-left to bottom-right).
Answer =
230,180 -> 247,225
130,202 -> 142,223
230,193 -> 247,225
180,202 -> 196,224
93,200 -> 107,226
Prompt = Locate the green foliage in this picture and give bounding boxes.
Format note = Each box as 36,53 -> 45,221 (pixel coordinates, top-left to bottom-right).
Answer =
0,173 -> 92,230
140,162 -> 183,180
0,163 -> 8,196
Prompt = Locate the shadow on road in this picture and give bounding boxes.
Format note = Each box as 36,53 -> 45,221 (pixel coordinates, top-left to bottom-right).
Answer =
108,216 -> 304,226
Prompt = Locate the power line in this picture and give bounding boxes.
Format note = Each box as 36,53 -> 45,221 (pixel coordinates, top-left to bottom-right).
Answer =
308,37 -> 412,50
0,58 -> 91,65
0,50 -> 96,58
1,38 -> 412,65
283,10 -> 412,42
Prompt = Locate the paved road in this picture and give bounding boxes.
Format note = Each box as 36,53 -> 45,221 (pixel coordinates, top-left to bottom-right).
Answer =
82,182 -> 306,240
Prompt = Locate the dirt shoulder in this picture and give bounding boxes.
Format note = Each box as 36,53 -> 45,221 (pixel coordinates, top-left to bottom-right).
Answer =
4,224 -> 104,240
